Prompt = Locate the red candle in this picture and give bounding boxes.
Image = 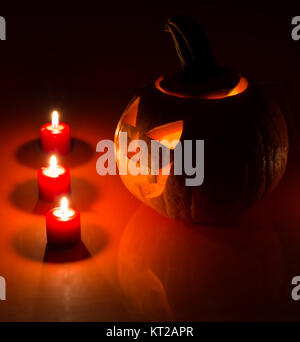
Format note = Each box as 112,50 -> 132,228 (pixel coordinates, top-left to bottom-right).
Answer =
40,110 -> 71,155
38,155 -> 71,202
46,197 -> 81,246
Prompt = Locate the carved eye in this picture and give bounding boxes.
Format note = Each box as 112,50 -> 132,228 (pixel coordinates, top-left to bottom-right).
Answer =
114,99 -> 184,200
145,120 -> 183,149
115,96 -> 184,151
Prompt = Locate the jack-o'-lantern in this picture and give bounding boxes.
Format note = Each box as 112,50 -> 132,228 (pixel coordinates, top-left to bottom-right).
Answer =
114,15 -> 288,223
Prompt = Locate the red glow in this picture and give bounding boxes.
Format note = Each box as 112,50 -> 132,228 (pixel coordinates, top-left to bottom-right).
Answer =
38,159 -> 71,202
46,199 -> 81,246
40,122 -> 71,155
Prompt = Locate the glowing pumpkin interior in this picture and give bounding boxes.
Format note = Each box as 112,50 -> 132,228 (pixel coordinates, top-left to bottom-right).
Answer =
155,75 -> 248,99
115,97 -> 184,199
115,76 -> 248,200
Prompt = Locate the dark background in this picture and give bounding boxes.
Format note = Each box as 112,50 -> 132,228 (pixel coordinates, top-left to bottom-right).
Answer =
1,2 -> 300,322
1,3 -> 300,119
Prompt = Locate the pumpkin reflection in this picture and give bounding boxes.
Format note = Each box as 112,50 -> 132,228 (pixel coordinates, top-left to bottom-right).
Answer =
118,205 -> 283,321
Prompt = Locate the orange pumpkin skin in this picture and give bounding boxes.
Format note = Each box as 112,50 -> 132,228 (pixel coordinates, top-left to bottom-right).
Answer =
115,16 -> 288,223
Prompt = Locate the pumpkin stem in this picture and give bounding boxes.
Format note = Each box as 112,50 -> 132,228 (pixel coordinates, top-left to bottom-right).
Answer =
166,15 -> 220,78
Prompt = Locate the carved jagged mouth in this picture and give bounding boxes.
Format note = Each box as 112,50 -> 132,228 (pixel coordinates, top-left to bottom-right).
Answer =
138,167 -> 172,199
155,75 -> 248,99
118,163 -> 172,200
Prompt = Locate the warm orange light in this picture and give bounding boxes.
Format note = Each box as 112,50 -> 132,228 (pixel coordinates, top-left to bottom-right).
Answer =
140,170 -> 171,199
155,75 -> 248,99
54,197 -> 74,220
51,110 -> 59,129
43,155 -> 64,178
122,97 -> 140,127
49,155 -> 57,171
205,77 -> 248,99
145,120 -> 183,150
60,197 -> 68,217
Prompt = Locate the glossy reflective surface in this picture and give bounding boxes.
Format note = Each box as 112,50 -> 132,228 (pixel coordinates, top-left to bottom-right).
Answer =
0,93 -> 299,321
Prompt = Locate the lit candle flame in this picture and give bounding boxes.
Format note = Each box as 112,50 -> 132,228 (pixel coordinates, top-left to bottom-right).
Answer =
51,110 -> 59,129
60,197 -> 69,219
49,155 -> 57,170
43,155 -> 65,178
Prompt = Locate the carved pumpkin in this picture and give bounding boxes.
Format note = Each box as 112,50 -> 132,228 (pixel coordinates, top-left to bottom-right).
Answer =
115,15 -> 289,223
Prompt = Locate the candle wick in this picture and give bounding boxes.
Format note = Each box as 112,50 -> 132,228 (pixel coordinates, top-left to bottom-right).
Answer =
52,122 -> 58,129
61,208 -> 66,219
